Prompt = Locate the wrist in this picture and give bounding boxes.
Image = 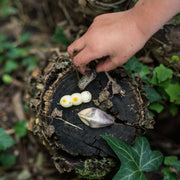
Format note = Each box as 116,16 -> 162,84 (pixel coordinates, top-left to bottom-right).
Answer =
131,0 -> 180,40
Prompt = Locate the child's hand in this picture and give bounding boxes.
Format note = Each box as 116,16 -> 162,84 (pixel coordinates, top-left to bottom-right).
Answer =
68,0 -> 180,74
68,10 -> 147,74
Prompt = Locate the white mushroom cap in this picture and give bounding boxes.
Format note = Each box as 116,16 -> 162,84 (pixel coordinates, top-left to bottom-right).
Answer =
81,91 -> 92,103
60,95 -> 73,108
71,93 -> 82,106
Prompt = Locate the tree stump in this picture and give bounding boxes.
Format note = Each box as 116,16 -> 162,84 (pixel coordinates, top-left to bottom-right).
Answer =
26,53 -> 153,179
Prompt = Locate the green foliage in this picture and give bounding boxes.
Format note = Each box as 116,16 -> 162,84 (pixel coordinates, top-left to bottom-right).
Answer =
151,64 -> 173,85
6,47 -> 27,59
52,27 -> 70,46
0,0 -> 17,18
4,60 -> 19,73
0,128 -> 14,151
2,74 -> 13,84
125,57 -> 180,115
174,12 -> 180,24
22,56 -> 38,72
0,120 -> 28,168
0,153 -> 16,167
162,156 -> 180,179
169,104 -> 179,116
165,83 -> 180,104
13,120 -> 28,138
142,86 -> 161,103
0,31 -> 38,79
102,135 -> 163,180
169,55 -> 180,63
164,156 -> 180,171
162,168 -> 177,180
19,32 -> 31,43
148,102 -> 164,113
125,56 -> 150,80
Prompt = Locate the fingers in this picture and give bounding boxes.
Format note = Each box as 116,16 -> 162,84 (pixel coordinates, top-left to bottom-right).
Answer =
72,48 -> 102,74
67,37 -> 86,58
96,57 -> 121,72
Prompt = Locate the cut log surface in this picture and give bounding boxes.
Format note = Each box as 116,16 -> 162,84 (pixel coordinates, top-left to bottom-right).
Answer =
27,55 -> 153,176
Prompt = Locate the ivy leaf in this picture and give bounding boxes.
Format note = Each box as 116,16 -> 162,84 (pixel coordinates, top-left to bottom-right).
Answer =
169,104 -> 178,116
164,156 -> 178,166
22,56 -> 37,72
4,60 -> 18,73
0,128 -> 14,150
151,64 -> 173,85
13,120 -> 28,138
143,86 -> 162,103
165,83 -> 180,104
0,4 -> 17,17
171,161 -> 180,171
162,168 -> 177,180
125,56 -> 150,79
7,47 -> 27,59
0,153 -> 16,167
19,32 -> 31,43
148,102 -> 164,113
101,135 -> 163,180
164,156 -> 180,171
52,27 -> 70,46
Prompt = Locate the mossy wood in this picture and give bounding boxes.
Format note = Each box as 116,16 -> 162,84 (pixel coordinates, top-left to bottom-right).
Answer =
27,54 -> 153,177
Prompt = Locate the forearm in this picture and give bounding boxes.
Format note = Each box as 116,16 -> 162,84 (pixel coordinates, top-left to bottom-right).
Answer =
133,0 -> 180,39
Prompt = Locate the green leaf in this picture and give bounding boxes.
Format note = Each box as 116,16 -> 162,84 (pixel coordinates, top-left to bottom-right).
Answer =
19,32 -> 31,43
125,56 -> 150,79
52,27 -> 70,46
0,5 -> 17,17
0,42 -> 14,52
169,55 -> 180,63
0,55 -> 6,63
151,64 -> 173,85
148,102 -> 164,113
164,156 -> 178,166
169,104 -> 179,116
0,153 -> 16,167
143,86 -> 162,103
165,83 -> 180,104
101,135 -> 163,180
0,34 -> 7,42
22,56 -> 37,71
7,47 -> 27,59
2,74 -> 13,84
162,168 -> 177,180
164,156 -> 180,171
132,137 -> 163,172
0,128 -> 14,150
13,120 -> 28,138
4,60 -> 18,73
171,161 -> 180,171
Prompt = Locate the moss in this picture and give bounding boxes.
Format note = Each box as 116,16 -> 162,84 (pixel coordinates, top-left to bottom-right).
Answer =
75,158 -> 115,179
